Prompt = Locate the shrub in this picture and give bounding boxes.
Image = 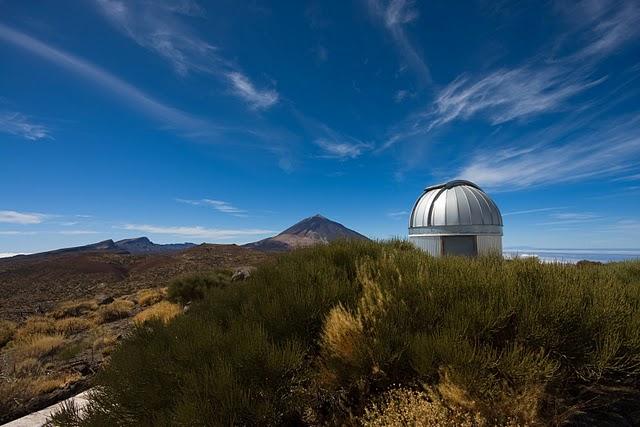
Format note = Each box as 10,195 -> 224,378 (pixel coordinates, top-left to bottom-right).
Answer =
54,241 -> 640,426
95,300 -> 135,324
133,301 -> 181,325
167,270 -> 232,304
0,372 -> 81,418
92,332 -> 118,356
49,299 -> 98,319
15,317 -> 94,339
0,320 -> 16,347
359,387 -> 494,427
136,288 -> 166,306
11,333 -> 67,360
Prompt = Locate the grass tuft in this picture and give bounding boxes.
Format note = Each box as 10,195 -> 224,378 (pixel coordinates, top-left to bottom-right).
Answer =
94,300 -> 135,324
167,270 -> 232,304
133,301 -> 181,325
0,320 -> 17,347
136,288 -> 166,306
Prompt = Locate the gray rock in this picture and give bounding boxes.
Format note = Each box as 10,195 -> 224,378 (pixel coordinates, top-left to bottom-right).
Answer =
97,296 -> 114,305
231,266 -> 257,282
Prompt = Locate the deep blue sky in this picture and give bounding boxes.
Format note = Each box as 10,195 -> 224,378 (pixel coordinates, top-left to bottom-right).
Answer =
1,0 -> 639,254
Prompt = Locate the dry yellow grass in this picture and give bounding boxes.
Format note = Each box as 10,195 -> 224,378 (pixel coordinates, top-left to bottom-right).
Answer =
49,299 -> 98,319
91,327 -> 119,355
11,333 -> 67,360
321,304 -> 363,363
0,320 -> 17,347
95,299 -> 135,324
15,316 -> 94,339
0,371 -> 81,412
133,301 -> 181,326
359,388 -> 522,427
137,288 -> 166,306
15,357 -> 40,374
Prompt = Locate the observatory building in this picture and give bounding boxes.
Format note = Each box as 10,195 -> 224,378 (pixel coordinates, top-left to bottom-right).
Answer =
408,180 -> 503,257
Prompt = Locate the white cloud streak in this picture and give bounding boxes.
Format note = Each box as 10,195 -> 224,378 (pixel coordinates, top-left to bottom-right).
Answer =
0,111 -> 50,140
503,207 -> 565,216
382,0 -> 639,151
0,231 -> 38,235
176,198 -> 246,214
387,210 -> 408,218
0,210 -> 47,224
95,0 -> 214,76
428,67 -> 606,129
0,23 -> 220,136
227,72 -> 279,110
95,0 -> 279,110
456,115 -> 640,190
365,0 -> 430,83
566,0 -> 640,60
0,253 -> 28,258
314,138 -> 370,159
122,223 -> 273,239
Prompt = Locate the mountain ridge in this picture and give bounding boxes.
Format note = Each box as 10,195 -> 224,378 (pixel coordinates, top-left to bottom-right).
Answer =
243,214 -> 368,252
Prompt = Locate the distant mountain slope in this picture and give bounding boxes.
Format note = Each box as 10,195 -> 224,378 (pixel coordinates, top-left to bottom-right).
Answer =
10,237 -> 196,259
114,237 -> 196,254
244,214 -> 368,252
14,239 -> 126,258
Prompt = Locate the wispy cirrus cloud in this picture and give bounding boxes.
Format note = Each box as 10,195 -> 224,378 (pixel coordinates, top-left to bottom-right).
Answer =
537,212 -> 602,226
559,0 -> 640,60
121,223 -> 273,239
456,115 -> 640,190
503,207 -> 566,216
0,23 -> 220,136
291,108 -> 372,160
365,0 -> 430,84
0,230 -> 38,235
95,0 -> 211,76
176,198 -> 246,215
314,138 -> 370,159
226,72 -> 279,110
94,0 -> 279,110
0,210 -> 47,224
0,111 -> 50,141
382,0 -> 639,151
427,67 -> 606,129
387,210 -> 408,218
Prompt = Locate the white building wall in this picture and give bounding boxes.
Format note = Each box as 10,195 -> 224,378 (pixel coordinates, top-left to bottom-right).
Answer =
476,235 -> 502,256
409,236 -> 442,256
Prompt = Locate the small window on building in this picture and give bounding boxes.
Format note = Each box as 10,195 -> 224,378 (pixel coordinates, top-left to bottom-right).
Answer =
442,236 -> 477,256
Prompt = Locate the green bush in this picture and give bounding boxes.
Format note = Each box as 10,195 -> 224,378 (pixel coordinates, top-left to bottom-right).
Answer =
52,241 -> 640,426
167,270 -> 232,304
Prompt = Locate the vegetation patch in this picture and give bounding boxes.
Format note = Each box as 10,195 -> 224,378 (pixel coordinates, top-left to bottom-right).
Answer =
0,371 -> 81,417
49,300 -> 98,319
136,288 -> 166,306
167,270 -> 232,304
0,320 -> 16,348
133,301 -> 182,325
10,333 -> 68,360
38,241 -> 640,425
95,300 -> 135,324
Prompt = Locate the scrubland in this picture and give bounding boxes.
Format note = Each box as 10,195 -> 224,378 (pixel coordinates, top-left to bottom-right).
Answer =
0,286 -> 180,422
47,240 -> 640,426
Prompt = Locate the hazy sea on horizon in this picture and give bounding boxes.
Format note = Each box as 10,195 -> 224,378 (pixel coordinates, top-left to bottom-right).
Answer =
503,249 -> 640,264
2,250 -> 639,264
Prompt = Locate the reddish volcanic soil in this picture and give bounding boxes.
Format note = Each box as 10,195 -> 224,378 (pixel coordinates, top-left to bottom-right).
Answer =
0,244 -> 271,322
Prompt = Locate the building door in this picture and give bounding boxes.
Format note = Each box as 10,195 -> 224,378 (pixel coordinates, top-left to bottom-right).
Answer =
442,236 -> 477,256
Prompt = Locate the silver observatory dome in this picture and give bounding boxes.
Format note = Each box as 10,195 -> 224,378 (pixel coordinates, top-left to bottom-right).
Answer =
408,180 -> 503,256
